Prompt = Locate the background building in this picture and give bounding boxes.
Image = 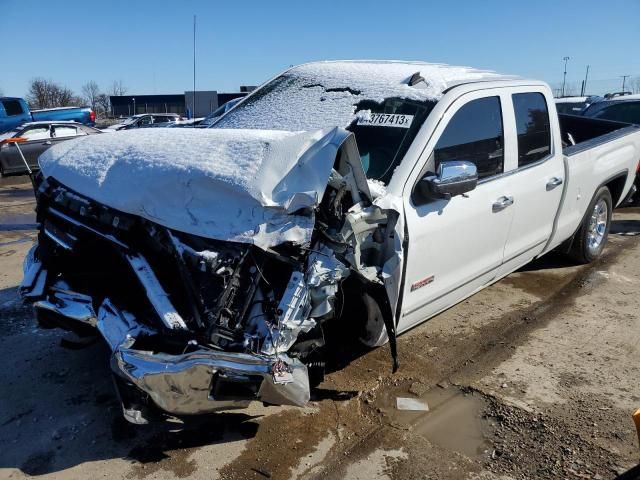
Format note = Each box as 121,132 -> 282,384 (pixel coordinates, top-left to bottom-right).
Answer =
109,88 -> 254,117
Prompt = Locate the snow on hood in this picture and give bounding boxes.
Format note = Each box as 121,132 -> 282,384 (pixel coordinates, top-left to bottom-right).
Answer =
39,128 -> 346,249
215,60 -> 507,132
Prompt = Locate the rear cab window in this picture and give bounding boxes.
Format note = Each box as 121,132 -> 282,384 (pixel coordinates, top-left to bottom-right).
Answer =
512,93 -> 552,167
434,96 -> 504,181
2,100 -> 25,117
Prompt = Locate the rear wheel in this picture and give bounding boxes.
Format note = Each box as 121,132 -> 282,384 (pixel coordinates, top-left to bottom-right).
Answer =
569,186 -> 612,264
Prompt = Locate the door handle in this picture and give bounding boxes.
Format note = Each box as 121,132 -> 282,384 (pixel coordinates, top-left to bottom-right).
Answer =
43,141 -> 52,145
492,195 -> 514,212
546,177 -> 563,190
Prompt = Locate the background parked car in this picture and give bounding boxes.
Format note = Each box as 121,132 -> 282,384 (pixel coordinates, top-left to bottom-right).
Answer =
554,95 -> 602,115
581,96 -> 640,204
0,121 -> 101,176
0,97 -> 96,134
581,95 -> 640,124
170,98 -> 244,128
107,113 -> 180,131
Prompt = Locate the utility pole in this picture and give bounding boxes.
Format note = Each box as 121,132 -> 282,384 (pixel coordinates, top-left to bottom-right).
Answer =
581,65 -> 590,96
621,75 -> 630,93
561,56 -> 570,97
193,15 -> 196,119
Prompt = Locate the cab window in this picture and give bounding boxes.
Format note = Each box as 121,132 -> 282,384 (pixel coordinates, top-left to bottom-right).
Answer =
2,100 -> 24,116
51,125 -> 80,138
22,126 -> 51,141
513,93 -> 551,167
434,96 -> 504,180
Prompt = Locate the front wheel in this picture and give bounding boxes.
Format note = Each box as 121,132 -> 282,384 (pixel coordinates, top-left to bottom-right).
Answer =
569,186 -> 612,264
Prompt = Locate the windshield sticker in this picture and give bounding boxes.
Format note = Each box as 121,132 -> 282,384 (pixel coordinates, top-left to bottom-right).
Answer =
357,113 -> 414,128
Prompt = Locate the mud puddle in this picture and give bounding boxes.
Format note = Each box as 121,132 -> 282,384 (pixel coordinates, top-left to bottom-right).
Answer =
378,385 -> 492,460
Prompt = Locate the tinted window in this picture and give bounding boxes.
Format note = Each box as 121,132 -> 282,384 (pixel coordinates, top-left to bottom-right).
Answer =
592,102 -> 640,124
2,100 -> 24,116
513,93 -> 551,167
434,96 -> 504,180
555,102 -> 587,115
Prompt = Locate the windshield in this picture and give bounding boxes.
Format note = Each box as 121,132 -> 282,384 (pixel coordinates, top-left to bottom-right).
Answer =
214,65 -> 437,184
121,116 -> 139,125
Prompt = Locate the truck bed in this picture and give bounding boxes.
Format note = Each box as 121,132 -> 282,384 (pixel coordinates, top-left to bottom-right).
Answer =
559,113 -> 638,156
546,114 -> 640,254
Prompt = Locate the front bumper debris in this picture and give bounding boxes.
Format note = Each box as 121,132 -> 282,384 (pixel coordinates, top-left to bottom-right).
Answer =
21,245 -> 310,423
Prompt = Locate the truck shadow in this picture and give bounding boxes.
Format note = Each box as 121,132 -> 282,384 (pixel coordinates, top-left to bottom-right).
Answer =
610,218 -> 640,236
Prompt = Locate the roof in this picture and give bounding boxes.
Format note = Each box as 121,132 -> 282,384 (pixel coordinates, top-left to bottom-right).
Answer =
290,60 -> 521,93
215,60 -> 522,133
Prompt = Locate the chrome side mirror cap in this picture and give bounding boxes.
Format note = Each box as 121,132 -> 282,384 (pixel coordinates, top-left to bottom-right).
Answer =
415,160 -> 478,202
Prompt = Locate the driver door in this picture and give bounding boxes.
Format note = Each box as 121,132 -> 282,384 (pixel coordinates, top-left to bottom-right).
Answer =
400,92 -> 516,332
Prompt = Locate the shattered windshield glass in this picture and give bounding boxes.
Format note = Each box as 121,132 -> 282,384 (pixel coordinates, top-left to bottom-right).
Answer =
214,66 -> 437,184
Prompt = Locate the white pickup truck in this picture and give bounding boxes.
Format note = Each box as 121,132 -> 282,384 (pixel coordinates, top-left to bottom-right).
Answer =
20,61 -> 640,423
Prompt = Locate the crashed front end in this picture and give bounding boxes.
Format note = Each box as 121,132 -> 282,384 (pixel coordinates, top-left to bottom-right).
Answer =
21,128 -> 398,423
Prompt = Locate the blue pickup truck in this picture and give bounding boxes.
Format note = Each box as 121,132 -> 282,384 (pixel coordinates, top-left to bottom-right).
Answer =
0,97 -> 95,134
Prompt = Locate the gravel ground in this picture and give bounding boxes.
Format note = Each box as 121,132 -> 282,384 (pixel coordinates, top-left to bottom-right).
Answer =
1,176 -> 639,480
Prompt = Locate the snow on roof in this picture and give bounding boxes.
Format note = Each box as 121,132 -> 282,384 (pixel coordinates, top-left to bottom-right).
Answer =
39,127 -> 343,248
555,96 -> 589,103
215,60 -> 514,132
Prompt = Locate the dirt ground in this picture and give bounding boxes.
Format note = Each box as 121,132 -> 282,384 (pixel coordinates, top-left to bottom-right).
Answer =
1,175 -> 640,480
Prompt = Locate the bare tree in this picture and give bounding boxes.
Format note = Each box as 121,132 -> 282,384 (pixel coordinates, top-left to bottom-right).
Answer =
81,80 -> 100,111
96,93 -> 111,118
632,77 -> 640,94
0,87 -> 3,97
109,80 -> 127,96
26,78 -> 77,109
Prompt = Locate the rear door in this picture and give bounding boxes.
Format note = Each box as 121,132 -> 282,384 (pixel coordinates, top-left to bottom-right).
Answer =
400,91 -> 516,331
499,90 -> 564,273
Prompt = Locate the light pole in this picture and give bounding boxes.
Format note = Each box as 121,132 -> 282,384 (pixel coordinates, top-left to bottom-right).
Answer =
621,75 -> 630,93
193,15 -> 196,119
561,56 -> 570,97
132,97 -> 136,115
581,65 -> 590,96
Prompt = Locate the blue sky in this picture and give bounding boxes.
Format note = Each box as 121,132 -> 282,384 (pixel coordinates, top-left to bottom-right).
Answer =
1,0 -> 639,97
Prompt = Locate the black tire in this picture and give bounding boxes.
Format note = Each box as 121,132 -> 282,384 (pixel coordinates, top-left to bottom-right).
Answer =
569,186 -> 612,264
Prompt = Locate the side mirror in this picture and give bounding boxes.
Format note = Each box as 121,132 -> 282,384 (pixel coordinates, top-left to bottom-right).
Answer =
415,160 -> 478,202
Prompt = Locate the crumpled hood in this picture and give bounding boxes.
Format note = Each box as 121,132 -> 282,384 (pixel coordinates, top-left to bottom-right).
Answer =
39,127 -> 347,249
